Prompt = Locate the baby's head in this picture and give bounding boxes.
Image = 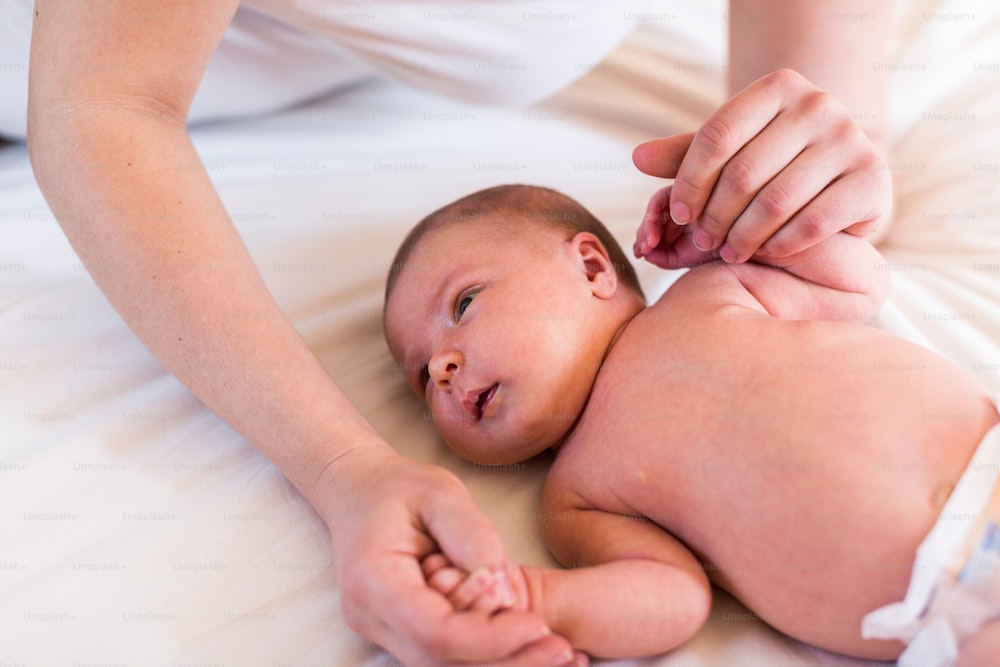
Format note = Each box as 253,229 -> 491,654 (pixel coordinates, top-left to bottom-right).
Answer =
384,184 -> 645,465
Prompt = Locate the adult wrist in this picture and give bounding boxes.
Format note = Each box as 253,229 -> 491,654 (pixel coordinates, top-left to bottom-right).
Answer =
306,434 -> 400,525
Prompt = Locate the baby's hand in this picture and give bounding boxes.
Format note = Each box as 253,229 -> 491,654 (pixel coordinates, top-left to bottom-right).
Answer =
633,69 -> 891,264
634,185 -> 722,270
421,552 -> 519,615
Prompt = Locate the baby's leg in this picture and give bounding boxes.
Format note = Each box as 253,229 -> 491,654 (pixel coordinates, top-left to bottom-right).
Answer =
956,617 -> 1000,667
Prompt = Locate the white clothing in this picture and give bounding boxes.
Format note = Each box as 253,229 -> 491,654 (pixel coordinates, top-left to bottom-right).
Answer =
0,0 -> 648,139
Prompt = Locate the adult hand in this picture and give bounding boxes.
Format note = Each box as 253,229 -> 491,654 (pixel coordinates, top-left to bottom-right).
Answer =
316,445 -> 579,667
632,69 -> 892,265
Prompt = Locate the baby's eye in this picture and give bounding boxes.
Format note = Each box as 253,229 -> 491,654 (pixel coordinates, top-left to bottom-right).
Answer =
455,291 -> 477,320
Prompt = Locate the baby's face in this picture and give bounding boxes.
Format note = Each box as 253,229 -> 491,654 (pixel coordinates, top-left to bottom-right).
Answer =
384,221 -> 604,464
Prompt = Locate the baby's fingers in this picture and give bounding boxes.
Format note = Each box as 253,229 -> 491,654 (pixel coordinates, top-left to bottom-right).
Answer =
425,565 -> 466,597
448,567 -> 499,611
421,553 -> 452,582
421,552 -> 517,616
421,554 -> 463,597
634,186 -> 672,258
449,568 -> 515,615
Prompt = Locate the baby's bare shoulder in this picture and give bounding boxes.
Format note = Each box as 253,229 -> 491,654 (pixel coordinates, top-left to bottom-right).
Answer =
651,261 -> 767,317
542,449 -> 595,512
544,437 -> 643,520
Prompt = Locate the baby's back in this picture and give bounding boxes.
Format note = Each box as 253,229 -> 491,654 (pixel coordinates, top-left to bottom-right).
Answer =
550,269 -> 997,656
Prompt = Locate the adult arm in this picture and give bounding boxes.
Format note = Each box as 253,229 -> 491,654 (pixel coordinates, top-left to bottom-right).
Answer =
728,0 -> 893,145
27,2 -> 570,665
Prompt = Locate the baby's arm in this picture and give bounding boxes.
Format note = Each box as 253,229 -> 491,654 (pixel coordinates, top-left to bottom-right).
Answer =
422,507 -> 709,659
722,230 -> 891,322
520,482 -> 711,659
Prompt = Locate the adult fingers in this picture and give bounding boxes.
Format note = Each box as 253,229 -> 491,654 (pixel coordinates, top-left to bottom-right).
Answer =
470,630 -> 582,667
419,478 -> 520,608
758,168 -> 888,258
344,554 -> 554,664
718,138 -> 853,262
693,109 -> 814,257
668,78 -> 786,226
632,133 -> 695,179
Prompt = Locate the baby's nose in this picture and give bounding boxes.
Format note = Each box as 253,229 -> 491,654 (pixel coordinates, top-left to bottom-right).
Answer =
428,349 -> 463,391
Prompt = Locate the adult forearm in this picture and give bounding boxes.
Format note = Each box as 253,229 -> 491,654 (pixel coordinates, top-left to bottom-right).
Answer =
29,109 -> 387,511
728,0 -> 893,145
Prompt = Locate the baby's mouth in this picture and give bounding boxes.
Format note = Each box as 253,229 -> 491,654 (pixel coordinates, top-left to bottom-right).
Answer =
473,384 -> 499,419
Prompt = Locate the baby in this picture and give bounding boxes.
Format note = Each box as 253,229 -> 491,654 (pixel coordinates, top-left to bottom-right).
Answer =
382,184 -> 1000,664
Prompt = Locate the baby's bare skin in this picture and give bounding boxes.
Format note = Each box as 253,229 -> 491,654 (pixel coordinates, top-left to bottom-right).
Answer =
545,263 -> 999,658
386,195 -> 999,660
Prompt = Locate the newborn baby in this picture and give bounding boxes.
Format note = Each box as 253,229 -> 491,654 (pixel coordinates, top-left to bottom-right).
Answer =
383,184 -> 1000,664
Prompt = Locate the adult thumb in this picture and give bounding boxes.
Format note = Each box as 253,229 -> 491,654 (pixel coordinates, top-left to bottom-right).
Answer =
632,133 -> 696,178
422,482 -> 509,573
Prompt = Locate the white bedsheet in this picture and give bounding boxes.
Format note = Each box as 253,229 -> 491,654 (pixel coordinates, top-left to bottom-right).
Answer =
3,1 -> 1000,665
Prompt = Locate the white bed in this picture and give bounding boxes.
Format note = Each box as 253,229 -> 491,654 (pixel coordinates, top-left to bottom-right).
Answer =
3,0 -> 1000,664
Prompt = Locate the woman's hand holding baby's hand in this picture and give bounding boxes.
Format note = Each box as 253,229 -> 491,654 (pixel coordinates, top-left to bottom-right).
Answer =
421,555 -> 590,667
421,553 -> 520,615
318,446 -> 581,667
633,68 -> 892,267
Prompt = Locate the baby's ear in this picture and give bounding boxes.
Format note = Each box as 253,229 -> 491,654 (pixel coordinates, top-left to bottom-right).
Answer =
571,232 -> 617,299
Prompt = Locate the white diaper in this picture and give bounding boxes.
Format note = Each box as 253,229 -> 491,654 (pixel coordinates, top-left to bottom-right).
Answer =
862,396 -> 1000,667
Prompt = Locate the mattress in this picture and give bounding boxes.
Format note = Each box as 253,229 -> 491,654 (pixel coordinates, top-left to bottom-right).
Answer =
3,0 -> 1000,665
